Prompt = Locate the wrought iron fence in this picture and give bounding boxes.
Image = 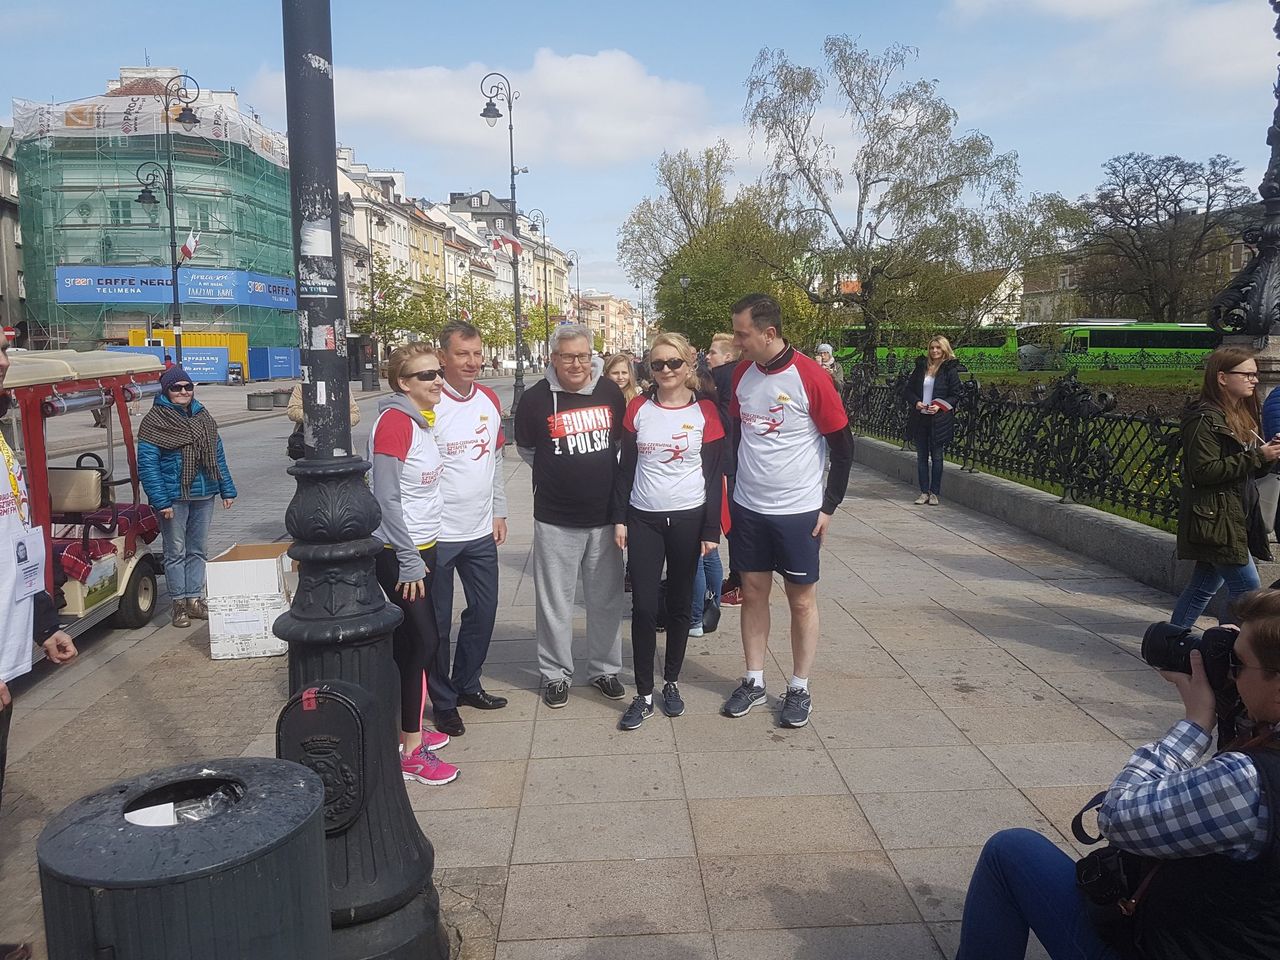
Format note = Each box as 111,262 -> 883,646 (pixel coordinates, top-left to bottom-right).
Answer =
845,365 -> 1183,527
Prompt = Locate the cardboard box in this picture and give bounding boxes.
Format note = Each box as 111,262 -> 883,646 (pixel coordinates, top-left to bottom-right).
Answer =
206,542 -> 292,660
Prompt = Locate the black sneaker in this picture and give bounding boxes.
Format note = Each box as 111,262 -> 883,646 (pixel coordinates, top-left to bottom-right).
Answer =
543,679 -> 570,709
722,679 -> 767,718
591,675 -> 626,700
661,681 -> 685,718
779,686 -> 813,728
618,696 -> 654,730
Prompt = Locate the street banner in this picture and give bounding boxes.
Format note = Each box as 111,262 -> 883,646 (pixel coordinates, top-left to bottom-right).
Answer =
56,265 -> 296,310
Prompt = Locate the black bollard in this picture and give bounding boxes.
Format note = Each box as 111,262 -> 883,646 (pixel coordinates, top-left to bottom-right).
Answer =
275,1 -> 448,957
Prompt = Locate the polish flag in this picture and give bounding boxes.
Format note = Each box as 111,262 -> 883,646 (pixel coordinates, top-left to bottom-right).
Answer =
460,307 -> 472,321
179,229 -> 201,262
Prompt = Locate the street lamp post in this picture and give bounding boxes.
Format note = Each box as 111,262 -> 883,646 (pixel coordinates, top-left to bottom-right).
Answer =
480,71 -> 526,407
528,209 -> 551,352
134,74 -> 200,363
278,2 -> 448,956
679,274 -> 691,330
565,247 -> 582,314
354,206 -> 386,388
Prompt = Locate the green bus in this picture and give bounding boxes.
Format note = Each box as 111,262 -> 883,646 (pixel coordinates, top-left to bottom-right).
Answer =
835,322 -> 1217,373
1017,322 -> 1218,371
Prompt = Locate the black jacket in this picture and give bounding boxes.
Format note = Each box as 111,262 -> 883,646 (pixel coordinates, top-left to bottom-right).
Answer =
710,362 -> 737,477
514,368 -> 627,527
905,356 -> 963,447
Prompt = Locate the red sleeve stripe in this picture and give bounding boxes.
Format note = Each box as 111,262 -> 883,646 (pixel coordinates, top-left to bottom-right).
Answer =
477,383 -> 507,446
698,399 -> 725,442
372,409 -> 414,461
623,394 -> 646,433
795,353 -> 849,434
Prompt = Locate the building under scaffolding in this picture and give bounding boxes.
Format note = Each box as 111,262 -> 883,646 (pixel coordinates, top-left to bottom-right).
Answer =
12,68 -> 297,350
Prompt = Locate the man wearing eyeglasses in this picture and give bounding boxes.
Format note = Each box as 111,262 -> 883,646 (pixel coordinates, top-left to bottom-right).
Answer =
515,324 -> 628,709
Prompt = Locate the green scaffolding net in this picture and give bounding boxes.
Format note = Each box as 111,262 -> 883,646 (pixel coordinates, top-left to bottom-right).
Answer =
12,95 -> 297,349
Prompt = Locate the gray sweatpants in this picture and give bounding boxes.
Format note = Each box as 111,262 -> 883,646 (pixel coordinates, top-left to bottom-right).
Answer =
534,520 -> 624,685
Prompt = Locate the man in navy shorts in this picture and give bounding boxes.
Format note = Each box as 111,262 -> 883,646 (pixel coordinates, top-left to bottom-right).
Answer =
722,294 -> 853,727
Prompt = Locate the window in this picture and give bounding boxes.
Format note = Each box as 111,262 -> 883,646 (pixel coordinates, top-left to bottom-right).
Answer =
189,201 -> 212,232
17,271 -> 25,300
470,196 -> 481,208
13,221 -> 20,247
108,198 -> 132,226
495,218 -> 504,230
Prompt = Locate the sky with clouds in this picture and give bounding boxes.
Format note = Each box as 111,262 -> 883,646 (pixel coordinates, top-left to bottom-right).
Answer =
2,0 -> 1278,301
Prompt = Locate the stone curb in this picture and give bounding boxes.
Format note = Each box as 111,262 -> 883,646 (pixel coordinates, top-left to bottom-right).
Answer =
850,435 -> 1280,605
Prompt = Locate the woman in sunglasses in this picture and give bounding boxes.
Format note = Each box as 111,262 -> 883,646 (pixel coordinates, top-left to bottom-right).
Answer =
368,343 -> 458,787
614,332 -> 725,729
138,365 -> 237,627
1171,347 -> 1280,629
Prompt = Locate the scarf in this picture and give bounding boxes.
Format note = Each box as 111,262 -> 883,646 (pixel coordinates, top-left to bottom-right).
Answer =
138,402 -> 221,499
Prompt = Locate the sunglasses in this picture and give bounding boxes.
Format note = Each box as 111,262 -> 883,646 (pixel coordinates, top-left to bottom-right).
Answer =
404,369 -> 442,382
168,383 -> 195,393
1229,650 -> 1268,681
650,358 -> 686,372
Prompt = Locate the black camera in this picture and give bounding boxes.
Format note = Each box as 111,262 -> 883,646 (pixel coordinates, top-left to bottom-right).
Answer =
1141,622 -> 1237,692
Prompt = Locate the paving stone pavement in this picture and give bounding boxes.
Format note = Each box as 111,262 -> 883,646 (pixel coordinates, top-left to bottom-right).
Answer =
0,456 -> 1188,958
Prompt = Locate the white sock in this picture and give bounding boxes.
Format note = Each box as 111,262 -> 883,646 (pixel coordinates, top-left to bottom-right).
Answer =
790,675 -> 809,692
746,669 -> 765,689
643,694 -> 653,704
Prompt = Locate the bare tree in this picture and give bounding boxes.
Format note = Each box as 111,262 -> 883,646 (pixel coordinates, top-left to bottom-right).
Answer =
1077,153 -> 1254,323
744,36 -> 1064,359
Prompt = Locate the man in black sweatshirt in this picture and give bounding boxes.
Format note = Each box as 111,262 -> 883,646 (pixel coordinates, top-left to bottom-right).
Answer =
515,325 -> 628,709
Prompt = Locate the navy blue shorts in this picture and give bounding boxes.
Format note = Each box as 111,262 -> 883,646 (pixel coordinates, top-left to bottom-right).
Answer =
728,503 -> 822,584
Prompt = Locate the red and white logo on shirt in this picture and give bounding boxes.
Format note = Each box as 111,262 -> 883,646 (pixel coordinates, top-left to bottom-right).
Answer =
731,353 -> 848,514
625,396 -> 724,513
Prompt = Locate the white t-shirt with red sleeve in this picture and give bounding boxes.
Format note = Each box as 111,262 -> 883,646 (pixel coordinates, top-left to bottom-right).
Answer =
434,381 -> 506,542
369,408 -> 444,548
624,395 -> 725,512
730,350 -> 849,514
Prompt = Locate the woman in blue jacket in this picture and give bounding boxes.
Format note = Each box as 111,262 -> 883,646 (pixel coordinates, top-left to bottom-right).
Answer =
138,365 -> 237,627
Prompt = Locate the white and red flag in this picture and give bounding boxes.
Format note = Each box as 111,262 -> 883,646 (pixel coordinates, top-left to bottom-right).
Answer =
179,229 -> 201,262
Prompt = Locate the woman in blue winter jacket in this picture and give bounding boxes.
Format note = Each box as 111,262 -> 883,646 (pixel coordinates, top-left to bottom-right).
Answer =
137,365 -> 237,627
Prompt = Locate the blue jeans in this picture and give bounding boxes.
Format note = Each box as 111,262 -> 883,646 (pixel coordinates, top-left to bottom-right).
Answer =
691,544 -> 723,626
916,427 -> 946,495
956,829 -> 1122,960
159,497 -> 215,600
1171,558 -> 1260,628
430,534 -> 500,710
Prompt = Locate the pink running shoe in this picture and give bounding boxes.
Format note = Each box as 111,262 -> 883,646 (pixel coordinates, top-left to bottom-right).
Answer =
401,746 -> 459,786
422,729 -> 450,751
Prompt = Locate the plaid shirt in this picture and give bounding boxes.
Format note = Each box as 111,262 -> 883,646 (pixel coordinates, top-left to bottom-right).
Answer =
1099,719 -> 1271,862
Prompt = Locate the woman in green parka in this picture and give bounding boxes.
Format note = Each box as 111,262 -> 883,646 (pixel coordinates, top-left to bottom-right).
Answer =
1172,346 -> 1280,628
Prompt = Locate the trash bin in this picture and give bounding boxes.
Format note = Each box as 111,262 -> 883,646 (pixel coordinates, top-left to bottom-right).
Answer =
247,391 -> 274,411
361,369 -> 378,392
38,757 -> 330,960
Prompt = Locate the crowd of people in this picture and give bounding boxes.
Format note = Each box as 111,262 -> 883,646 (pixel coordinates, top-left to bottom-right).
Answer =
9,304 -> 1280,958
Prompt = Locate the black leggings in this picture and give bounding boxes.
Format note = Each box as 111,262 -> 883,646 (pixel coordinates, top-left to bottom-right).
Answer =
375,545 -> 440,734
628,506 -> 703,696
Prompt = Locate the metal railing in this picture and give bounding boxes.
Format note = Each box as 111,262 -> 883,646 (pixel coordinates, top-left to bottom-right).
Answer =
845,365 -> 1183,527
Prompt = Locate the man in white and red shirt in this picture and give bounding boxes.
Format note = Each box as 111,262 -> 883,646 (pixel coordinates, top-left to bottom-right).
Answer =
428,321 -> 511,737
723,293 -> 853,728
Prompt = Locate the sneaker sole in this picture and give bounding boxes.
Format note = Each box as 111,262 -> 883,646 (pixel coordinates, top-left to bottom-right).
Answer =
594,686 -> 627,701
722,696 -> 766,718
779,705 -> 813,728
403,769 -> 460,786
543,697 -> 569,709
618,714 -> 652,730
663,702 -> 685,718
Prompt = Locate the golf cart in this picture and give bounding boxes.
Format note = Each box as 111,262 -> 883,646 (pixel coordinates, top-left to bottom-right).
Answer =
4,350 -> 164,640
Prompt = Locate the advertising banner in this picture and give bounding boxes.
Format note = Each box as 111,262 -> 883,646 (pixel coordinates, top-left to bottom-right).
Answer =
56,266 -> 296,310
108,345 -> 230,383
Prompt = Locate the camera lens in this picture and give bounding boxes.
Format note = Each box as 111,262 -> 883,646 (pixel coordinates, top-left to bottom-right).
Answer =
1141,622 -> 1237,691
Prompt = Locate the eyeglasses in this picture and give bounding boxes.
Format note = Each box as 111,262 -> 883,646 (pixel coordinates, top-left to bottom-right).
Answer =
1226,371 -> 1260,380
650,358 -> 686,372
404,369 -> 442,382
555,353 -> 592,365
168,383 -> 195,393
1229,650 -> 1270,680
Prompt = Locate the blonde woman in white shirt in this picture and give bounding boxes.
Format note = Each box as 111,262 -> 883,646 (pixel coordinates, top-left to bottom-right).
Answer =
614,333 -> 726,729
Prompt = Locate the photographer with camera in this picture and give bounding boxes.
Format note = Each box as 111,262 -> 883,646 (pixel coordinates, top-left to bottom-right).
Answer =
954,589 -> 1280,960
1170,348 -> 1280,629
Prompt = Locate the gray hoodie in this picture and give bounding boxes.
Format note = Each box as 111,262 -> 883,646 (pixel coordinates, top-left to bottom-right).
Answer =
370,392 -> 435,582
